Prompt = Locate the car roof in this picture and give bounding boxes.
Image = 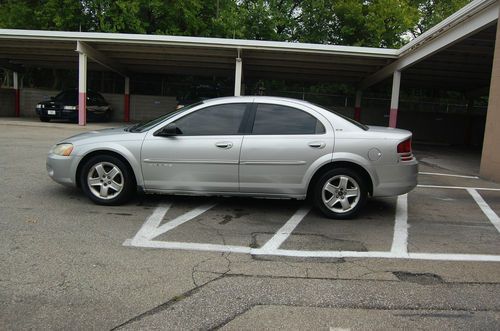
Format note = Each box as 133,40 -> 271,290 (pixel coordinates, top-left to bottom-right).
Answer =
202,95 -> 315,106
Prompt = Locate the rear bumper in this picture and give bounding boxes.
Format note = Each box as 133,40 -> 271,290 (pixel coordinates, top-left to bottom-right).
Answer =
372,160 -> 418,197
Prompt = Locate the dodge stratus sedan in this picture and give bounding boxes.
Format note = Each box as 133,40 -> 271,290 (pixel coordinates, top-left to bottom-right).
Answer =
46,96 -> 417,219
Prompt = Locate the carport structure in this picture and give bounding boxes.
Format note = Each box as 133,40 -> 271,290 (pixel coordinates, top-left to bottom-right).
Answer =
0,0 -> 499,181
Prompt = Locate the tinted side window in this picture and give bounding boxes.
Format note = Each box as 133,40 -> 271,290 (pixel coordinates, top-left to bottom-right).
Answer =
175,103 -> 247,135
252,104 -> 325,135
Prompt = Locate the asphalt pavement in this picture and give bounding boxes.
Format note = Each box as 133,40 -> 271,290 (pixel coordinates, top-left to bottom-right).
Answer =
1,119 -> 499,330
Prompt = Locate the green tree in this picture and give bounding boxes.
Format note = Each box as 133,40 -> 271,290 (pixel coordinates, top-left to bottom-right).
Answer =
0,0 -> 473,45
409,0 -> 472,37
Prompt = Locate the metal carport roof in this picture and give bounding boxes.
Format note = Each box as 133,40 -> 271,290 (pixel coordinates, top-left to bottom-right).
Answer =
0,29 -> 397,83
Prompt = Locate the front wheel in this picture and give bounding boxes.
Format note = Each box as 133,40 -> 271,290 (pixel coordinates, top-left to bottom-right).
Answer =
313,168 -> 367,219
79,155 -> 135,205
40,116 -> 50,122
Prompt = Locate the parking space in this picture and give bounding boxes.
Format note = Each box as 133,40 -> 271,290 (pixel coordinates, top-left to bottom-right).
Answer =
155,197 -> 297,248
408,188 -> 500,255
279,197 -> 397,252
124,179 -> 500,262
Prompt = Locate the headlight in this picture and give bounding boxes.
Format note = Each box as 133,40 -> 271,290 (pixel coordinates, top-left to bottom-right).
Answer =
50,143 -> 74,156
63,105 -> 78,110
36,104 -> 43,109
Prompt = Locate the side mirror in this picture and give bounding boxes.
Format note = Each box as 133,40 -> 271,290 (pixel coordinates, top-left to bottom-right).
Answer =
156,123 -> 181,137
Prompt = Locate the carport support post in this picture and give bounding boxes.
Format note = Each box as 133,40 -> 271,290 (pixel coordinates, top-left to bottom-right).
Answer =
13,71 -> 20,117
124,77 -> 130,122
480,19 -> 500,182
354,90 -> 362,121
234,51 -> 242,96
78,52 -> 87,126
389,70 -> 401,128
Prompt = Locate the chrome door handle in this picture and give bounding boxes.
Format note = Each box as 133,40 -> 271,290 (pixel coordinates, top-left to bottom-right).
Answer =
215,142 -> 233,149
308,141 -> 326,149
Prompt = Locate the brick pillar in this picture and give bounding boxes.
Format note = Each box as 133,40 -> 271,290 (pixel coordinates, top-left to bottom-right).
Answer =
78,52 -> 87,126
13,72 -> 20,117
124,77 -> 130,122
389,71 -> 401,128
354,90 -> 362,121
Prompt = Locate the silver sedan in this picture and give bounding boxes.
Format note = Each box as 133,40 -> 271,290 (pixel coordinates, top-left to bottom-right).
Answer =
46,96 -> 418,219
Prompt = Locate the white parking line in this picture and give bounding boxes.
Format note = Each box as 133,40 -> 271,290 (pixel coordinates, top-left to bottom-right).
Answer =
129,204 -> 171,244
126,240 -> 252,254
390,194 -> 409,257
148,203 -> 217,240
257,249 -> 500,262
259,206 -> 311,253
418,184 -> 500,191
128,202 -> 216,245
419,172 -> 479,179
467,188 -> 500,233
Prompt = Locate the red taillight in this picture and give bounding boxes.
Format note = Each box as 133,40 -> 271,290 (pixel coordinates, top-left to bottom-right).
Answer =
397,138 -> 412,154
397,138 -> 413,161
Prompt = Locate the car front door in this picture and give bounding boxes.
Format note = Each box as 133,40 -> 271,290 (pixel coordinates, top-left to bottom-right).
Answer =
239,102 -> 334,196
141,103 -> 249,193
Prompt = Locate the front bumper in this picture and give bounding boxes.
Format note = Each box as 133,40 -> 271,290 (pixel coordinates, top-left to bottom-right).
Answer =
36,108 -> 109,121
46,153 -> 81,187
372,160 -> 418,197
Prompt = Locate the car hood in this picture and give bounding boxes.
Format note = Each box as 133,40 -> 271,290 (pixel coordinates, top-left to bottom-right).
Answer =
62,127 -> 144,145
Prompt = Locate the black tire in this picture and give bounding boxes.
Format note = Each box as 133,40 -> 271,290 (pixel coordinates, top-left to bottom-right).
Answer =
313,168 -> 367,219
40,117 -> 50,122
79,155 -> 135,205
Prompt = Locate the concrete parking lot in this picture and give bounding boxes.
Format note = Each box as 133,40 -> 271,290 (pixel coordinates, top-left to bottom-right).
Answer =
1,119 -> 500,330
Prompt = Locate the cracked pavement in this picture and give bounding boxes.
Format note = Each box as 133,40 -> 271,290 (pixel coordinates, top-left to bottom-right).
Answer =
1,122 -> 500,330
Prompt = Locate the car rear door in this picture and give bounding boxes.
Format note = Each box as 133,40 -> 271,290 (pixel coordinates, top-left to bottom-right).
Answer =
239,101 -> 334,196
141,102 -> 250,193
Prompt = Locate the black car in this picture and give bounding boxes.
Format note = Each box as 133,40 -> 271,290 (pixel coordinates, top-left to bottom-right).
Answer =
35,89 -> 112,122
176,84 -> 221,109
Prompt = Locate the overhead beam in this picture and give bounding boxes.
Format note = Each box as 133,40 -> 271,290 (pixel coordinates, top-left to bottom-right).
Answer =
76,41 -> 127,77
359,0 -> 499,89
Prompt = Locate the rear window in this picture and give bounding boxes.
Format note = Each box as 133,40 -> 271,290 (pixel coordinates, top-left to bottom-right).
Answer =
312,103 -> 368,131
252,104 -> 325,135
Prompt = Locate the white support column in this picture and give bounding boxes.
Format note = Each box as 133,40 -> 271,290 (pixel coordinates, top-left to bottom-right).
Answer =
78,52 -> 87,126
124,77 -> 130,122
354,90 -> 362,121
234,50 -> 242,96
389,70 -> 401,128
13,71 -> 20,117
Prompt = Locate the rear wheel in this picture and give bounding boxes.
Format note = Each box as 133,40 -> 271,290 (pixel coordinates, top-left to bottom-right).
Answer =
313,168 -> 367,219
40,117 -> 50,122
79,155 -> 135,205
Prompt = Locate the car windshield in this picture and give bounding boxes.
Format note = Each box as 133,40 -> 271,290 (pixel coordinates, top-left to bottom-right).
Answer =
313,103 -> 369,131
127,101 -> 203,133
54,90 -> 78,104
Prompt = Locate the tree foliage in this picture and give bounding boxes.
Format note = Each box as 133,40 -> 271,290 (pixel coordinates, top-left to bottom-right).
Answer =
0,0 -> 471,47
